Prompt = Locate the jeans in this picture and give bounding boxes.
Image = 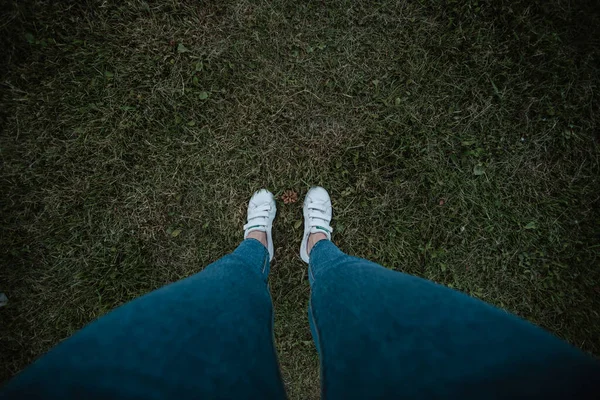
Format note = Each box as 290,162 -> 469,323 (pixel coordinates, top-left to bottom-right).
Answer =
2,239 -> 599,399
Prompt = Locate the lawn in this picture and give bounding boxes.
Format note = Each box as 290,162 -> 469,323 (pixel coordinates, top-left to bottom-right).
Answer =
1,0 -> 599,398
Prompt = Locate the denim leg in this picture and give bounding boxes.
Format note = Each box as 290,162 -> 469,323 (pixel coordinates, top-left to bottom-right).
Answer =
1,239 -> 286,400
308,240 -> 600,400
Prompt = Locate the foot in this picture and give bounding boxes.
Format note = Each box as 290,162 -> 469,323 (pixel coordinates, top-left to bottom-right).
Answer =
244,189 -> 276,261
246,230 -> 267,248
300,187 -> 333,263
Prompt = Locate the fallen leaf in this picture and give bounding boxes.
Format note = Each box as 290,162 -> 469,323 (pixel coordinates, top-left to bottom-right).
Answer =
473,164 -> 485,176
177,43 -> 190,53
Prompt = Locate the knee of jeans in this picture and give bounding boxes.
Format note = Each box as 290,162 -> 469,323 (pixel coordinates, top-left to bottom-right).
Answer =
312,256 -> 383,282
311,267 -> 363,302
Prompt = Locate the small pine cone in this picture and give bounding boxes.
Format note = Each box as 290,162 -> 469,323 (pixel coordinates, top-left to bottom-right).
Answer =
282,190 -> 298,204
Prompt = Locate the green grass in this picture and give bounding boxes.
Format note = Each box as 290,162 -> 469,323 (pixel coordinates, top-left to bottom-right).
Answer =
1,0 -> 599,397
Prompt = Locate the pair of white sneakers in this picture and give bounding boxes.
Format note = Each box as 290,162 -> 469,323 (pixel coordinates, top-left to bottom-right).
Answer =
242,187 -> 333,263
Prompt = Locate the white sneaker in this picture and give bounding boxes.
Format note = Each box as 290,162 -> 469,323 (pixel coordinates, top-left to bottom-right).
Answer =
243,189 -> 276,261
300,186 -> 333,263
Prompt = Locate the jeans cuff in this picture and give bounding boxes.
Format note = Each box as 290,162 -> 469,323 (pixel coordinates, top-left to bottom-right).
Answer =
308,240 -> 344,285
232,239 -> 271,279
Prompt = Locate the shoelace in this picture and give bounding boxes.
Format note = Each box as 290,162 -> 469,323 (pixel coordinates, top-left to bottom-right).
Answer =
243,203 -> 271,232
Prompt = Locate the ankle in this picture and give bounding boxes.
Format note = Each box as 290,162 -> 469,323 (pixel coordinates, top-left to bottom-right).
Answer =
307,232 -> 327,255
247,230 -> 268,248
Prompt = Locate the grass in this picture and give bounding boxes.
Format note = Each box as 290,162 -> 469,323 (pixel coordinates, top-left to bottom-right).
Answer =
1,0 -> 599,397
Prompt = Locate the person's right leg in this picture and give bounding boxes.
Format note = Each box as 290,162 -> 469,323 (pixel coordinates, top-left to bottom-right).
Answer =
309,241 -> 600,399
303,189 -> 600,400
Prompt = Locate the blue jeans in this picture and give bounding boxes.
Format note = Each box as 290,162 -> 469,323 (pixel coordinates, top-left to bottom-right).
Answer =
2,239 -> 599,399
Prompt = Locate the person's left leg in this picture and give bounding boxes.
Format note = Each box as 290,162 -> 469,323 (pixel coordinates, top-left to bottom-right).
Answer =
2,191 -> 286,400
